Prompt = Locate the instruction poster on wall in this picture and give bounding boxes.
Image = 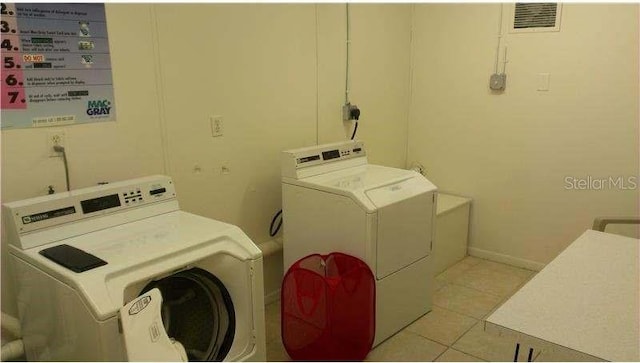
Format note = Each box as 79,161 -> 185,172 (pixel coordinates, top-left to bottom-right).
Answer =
1,3 -> 115,129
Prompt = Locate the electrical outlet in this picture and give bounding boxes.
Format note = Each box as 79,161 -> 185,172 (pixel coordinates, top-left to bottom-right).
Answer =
219,160 -> 231,175
210,115 -> 223,137
48,131 -> 66,157
410,162 -> 425,175
342,103 -> 361,121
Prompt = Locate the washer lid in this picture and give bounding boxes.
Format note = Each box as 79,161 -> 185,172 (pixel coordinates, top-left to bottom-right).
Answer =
119,288 -> 188,362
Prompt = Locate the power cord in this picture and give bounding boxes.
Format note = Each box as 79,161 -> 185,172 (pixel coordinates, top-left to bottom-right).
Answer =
53,145 -> 70,191
343,3 -> 362,140
350,108 -> 361,140
269,209 -> 283,237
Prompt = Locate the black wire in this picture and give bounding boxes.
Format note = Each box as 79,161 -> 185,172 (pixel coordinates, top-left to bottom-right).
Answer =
350,121 -> 358,140
61,148 -> 70,191
269,209 -> 283,237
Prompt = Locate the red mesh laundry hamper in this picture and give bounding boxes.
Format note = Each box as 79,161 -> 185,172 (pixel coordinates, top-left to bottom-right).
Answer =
281,252 -> 375,361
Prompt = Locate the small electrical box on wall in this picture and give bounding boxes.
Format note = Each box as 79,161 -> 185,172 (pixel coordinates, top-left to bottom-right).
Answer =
489,73 -> 507,91
342,103 -> 361,121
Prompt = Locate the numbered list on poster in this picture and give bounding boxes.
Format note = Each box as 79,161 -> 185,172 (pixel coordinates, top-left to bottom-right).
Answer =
1,3 -> 115,129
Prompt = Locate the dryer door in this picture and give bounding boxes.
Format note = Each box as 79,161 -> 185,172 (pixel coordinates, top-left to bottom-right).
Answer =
119,288 -> 189,362
366,177 -> 435,279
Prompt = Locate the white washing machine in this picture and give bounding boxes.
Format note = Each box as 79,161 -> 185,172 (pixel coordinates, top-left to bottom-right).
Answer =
3,175 -> 266,361
281,140 -> 437,347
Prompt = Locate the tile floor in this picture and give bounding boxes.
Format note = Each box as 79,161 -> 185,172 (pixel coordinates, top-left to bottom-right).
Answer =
265,256 -> 537,362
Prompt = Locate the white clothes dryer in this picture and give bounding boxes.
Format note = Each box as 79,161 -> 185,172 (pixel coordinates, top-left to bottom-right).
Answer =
3,175 -> 266,361
281,141 -> 438,347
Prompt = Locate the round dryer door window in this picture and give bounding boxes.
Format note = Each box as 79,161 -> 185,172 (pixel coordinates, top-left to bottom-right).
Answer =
141,268 -> 235,361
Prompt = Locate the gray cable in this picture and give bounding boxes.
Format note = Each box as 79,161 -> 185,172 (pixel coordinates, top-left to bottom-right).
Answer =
494,4 -> 504,73
345,3 -> 351,104
53,145 -> 70,191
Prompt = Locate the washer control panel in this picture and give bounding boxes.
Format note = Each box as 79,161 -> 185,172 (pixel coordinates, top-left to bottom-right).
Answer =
4,175 -> 177,237
123,188 -> 143,205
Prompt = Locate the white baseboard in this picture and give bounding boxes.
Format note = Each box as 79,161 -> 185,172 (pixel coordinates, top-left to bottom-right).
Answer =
264,288 -> 281,305
468,247 -> 546,271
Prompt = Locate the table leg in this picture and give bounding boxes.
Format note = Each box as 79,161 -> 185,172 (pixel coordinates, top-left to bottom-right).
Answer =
513,343 -> 535,362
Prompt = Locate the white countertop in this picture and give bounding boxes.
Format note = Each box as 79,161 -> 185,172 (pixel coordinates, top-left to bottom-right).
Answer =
436,193 -> 471,216
486,230 -> 639,361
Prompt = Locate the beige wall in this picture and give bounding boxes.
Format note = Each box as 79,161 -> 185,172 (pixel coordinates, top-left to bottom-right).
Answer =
317,5 -> 411,167
152,3 -> 411,302
408,4 -> 639,268
151,3 -> 411,238
1,4 -> 412,314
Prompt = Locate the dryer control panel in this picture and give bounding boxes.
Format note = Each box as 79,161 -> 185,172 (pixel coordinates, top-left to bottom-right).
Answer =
282,140 -> 367,179
3,175 -> 178,249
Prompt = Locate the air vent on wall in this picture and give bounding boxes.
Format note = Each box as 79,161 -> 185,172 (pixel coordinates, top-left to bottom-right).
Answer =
510,3 -> 562,33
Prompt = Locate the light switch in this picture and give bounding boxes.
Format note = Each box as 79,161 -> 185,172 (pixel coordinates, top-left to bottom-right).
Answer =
537,73 -> 550,91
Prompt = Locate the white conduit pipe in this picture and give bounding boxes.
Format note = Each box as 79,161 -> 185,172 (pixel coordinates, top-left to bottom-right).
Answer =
258,239 -> 283,257
1,312 -> 24,361
1,313 -> 21,338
